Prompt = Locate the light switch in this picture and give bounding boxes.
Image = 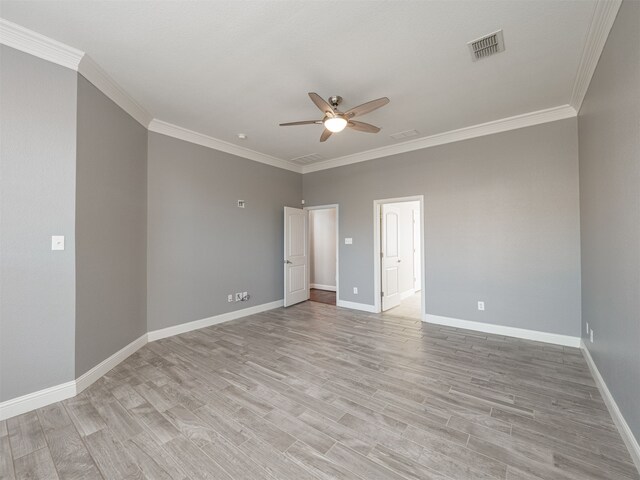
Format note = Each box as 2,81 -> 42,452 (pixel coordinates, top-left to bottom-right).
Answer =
51,236 -> 65,251
345,238 -> 353,245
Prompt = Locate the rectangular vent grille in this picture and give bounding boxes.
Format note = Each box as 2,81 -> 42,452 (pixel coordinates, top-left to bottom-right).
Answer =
468,30 -> 505,61
390,129 -> 419,140
290,153 -> 324,165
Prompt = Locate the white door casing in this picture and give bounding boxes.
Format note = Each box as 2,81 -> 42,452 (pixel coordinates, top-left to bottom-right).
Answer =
373,195 -> 425,317
413,208 -> 422,291
284,207 -> 309,307
382,204 -> 402,311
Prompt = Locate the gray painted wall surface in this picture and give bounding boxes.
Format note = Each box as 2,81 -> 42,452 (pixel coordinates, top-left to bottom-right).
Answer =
147,133 -> 302,331
304,118 -> 582,336
75,75 -> 148,376
578,0 -> 640,440
0,47 -> 77,401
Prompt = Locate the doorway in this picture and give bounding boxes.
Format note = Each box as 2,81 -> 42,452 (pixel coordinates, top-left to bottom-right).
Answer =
307,205 -> 338,306
374,196 -> 424,320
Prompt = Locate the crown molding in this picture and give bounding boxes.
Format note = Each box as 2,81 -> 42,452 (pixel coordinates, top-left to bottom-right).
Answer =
148,119 -> 303,173
569,0 -> 622,112
0,17 -> 84,69
0,18 -> 152,128
78,56 -> 152,127
1,18 -> 586,175
302,104 -> 577,174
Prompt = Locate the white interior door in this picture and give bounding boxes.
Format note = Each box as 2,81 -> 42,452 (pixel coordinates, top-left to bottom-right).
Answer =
382,204 -> 402,311
413,208 -> 422,292
284,207 -> 309,307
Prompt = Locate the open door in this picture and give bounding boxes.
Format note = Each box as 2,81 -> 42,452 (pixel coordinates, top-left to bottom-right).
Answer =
284,206 -> 309,307
381,204 -> 401,311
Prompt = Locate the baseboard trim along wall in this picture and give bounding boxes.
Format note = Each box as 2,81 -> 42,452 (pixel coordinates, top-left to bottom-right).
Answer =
0,381 -> 77,421
0,299 -> 284,420
75,333 -> 148,394
147,300 -> 284,341
423,314 -> 581,348
310,284 -> 337,292
336,300 -> 378,313
0,331 -> 146,420
581,340 -> 640,472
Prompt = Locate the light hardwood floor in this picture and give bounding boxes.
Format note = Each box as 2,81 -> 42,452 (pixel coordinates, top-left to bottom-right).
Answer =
1,301 -> 638,479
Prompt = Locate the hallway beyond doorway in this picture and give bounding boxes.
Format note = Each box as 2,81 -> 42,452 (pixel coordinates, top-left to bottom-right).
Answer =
382,291 -> 421,320
309,288 -> 336,306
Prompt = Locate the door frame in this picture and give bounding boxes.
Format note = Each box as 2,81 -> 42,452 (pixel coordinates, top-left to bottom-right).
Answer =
373,195 -> 425,316
304,204 -> 340,305
412,207 -> 422,292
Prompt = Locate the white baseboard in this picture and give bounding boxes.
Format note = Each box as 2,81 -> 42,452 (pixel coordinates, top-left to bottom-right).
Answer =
310,284 -> 337,292
0,380 -> 76,421
147,300 -> 284,342
581,340 -> 640,472
76,333 -> 147,394
400,288 -> 415,300
337,300 -> 378,313
0,300 -> 283,420
423,314 -> 581,348
0,332 -> 147,421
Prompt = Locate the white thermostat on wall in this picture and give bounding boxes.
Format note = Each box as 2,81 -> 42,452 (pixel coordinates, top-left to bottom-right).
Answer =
237,200 -> 245,208
345,238 -> 353,244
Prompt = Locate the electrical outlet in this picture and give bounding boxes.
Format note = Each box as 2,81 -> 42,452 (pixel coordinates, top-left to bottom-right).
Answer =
477,301 -> 485,311
590,329 -> 594,343
353,287 -> 358,294
227,294 -> 233,303
235,292 -> 242,301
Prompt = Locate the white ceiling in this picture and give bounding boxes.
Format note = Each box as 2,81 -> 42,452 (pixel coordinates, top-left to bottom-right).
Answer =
0,1 -> 596,164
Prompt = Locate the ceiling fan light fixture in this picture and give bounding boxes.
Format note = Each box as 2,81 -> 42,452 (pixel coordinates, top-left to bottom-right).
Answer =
280,93 -> 389,141
324,116 -> 348,133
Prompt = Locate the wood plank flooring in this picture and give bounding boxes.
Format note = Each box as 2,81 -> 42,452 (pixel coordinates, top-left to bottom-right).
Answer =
309,289 -> 337,306
2,301 -> 638,479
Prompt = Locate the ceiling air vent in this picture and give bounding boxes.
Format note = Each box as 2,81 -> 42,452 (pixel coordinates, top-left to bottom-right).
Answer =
468,30 -> 505,61
290,153 -> 324,165
390,129 -> 419,140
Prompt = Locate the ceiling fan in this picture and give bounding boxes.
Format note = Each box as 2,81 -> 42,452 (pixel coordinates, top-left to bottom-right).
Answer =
280,93 -> 390,142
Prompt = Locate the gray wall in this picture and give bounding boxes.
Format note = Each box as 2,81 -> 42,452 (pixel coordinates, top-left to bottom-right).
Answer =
578,0 -> 640,440
75,75 -> 148,376
303,118 -> 582,336
0,47 -> 78,401
147,133 -> 302,331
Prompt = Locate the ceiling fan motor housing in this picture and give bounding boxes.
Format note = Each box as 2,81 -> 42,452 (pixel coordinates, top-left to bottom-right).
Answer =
329,96 -> 343,109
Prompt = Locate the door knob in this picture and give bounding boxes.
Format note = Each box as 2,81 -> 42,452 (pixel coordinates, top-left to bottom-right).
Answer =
397,259 -> 402,263
285,260 -> 292,264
